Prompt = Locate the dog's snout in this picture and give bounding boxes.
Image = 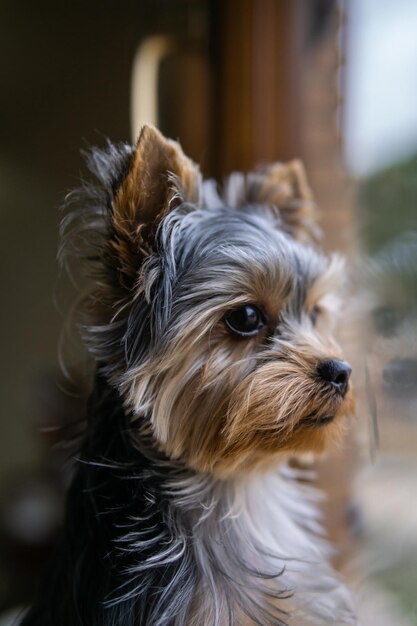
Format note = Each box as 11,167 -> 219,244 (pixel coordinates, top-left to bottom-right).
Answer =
317,359 -> 352,397
383,358 -> 417,394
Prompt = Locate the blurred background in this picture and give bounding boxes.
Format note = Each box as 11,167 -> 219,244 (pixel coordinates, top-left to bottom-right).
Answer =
0,0 -> 417,623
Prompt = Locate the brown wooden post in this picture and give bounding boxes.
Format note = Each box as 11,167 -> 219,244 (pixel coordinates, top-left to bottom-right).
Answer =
211,0 -> 306,177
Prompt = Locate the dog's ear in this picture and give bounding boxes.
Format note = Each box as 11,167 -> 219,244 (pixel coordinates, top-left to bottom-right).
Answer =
109,124 -> 200,279
247,160 -> 319,243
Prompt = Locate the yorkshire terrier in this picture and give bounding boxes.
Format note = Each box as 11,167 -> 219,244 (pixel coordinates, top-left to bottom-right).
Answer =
21,126 -> 356,625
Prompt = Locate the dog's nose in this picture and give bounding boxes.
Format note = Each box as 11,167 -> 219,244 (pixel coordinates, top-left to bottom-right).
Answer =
383,358 -> 417,394
317,359 -> 351,397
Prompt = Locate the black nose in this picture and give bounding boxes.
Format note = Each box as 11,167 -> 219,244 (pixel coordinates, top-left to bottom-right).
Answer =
383,358 -> 417,395
317,359 -> 352,397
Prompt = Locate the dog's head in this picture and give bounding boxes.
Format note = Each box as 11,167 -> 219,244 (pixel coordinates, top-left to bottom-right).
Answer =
64,125 -> 353,476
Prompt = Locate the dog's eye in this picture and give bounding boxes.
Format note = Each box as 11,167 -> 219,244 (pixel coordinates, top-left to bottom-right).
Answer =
310,305 -> 321,326
373,306 -> 401,337
224,304 -> 265,337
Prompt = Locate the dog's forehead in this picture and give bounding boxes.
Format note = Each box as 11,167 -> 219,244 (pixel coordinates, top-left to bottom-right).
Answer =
172,206 -> 326,299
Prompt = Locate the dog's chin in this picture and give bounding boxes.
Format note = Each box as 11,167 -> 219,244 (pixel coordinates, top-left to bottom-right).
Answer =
201,396 -> 354,478
290,393 -> 354,451
210,417 -> 349,477
251,393 -> 355,464
302,413 -> 336,427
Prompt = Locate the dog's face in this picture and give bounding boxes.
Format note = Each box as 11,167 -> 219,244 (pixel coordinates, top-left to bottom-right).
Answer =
72,126 -> 353,476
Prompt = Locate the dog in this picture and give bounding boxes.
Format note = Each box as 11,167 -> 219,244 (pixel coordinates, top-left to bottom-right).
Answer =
21,125 -> 356,625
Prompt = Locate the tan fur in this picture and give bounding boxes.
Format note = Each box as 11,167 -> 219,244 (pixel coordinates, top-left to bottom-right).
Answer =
110,125 -> 200,277
253,160 -> 317,243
